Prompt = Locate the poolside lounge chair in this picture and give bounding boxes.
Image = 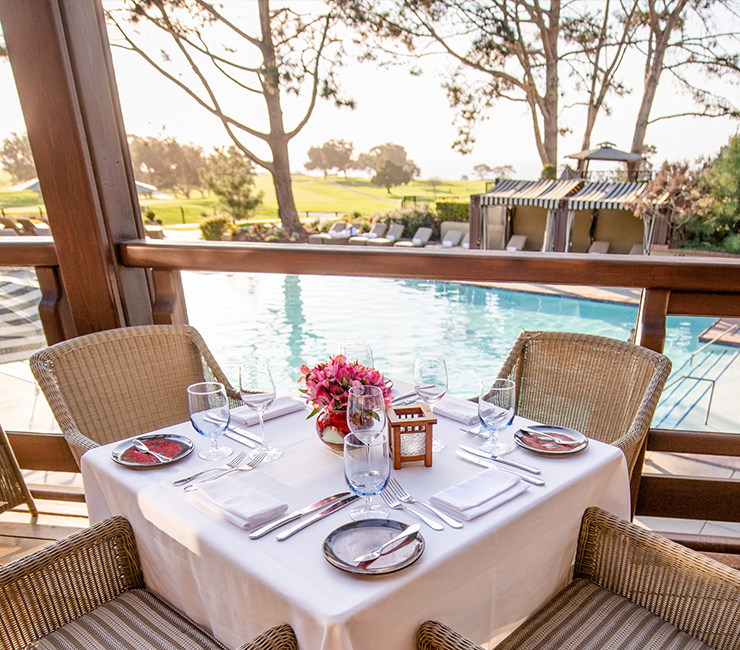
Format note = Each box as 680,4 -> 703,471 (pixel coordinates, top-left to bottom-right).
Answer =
506,235 -> 527,251
349,222 -> 387,246
630,243 -> 644,255
394,226 -> 433,247
366,223 -> 404,247
497,331 -> 671,511
0,217 -> 22,235
308,220 -> 346,245
588,240 -> 610,254
0,227 -> 18,237
417,506 -> 740,650
321,221 -> 360,245
0,515 -> 298,650
441,230 -> 464,248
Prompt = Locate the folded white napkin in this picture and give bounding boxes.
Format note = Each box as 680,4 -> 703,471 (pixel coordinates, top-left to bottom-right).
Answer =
196,478 -> 288,529
433,395 -> 479,425
429,469 -> 528,520
230,396 -> 305,427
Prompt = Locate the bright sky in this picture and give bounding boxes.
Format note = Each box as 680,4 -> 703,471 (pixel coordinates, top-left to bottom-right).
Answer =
1,2 -> 738,182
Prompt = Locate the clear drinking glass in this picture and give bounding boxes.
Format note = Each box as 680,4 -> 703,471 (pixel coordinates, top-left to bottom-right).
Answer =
339,339 -> 374,368
347,384 -> 387,443
478,378 -> 516,455
414,354 -> 448,451
188,382 -> 232,461
239,360 -> 281,462
344,432 -> 390,520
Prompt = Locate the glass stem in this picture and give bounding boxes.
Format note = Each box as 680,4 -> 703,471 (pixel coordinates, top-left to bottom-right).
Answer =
365,496 -> 373,512
258,411 -> 267,448
211,435 -> 218,450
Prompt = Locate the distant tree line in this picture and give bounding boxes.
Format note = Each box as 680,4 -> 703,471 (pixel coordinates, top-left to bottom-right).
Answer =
305,141 -> 420,192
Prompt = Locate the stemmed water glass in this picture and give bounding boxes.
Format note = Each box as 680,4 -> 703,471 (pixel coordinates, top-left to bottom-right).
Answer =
344,432 -> 390,520
339,339 -> 374,368
478,378 -> 516,455
187,382 -> 232,461
239,360 -> 281,462
347,384 -> 387,442
414,354 -> 448,451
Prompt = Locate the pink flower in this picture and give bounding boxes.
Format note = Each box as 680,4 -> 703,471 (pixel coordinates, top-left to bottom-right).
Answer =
298,354 -> 392,417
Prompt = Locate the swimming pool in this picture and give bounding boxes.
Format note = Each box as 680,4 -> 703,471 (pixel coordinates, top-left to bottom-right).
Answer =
183,272 -> 714,400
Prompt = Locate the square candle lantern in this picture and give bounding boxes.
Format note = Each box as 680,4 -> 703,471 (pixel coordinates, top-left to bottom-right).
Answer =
387,403 -> 437,469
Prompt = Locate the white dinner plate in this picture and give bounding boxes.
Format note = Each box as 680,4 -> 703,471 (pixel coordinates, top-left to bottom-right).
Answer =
514,425 -> 588,455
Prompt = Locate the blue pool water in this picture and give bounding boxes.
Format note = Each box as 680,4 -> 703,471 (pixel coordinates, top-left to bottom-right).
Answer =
183,273 -> 713,400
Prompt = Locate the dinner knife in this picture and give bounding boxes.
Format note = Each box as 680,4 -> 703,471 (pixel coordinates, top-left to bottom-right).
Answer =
456,450 -> 546,486
276,495 -> 359,541
459,445 -> 541,475
224,431 -> 257,449
249,491 -> 352,539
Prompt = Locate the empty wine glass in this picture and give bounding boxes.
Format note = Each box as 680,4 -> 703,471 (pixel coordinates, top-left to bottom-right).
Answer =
414,354 -> 448,451
188,382 -> 232,461
478,378 -> 516,455
339,339 -> 374,368
239,360 -> 281,462
347,385 -> 387,443
344,432 -> 390,520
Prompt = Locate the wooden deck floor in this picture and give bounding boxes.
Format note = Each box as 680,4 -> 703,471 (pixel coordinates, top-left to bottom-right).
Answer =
0,499 -> 88,566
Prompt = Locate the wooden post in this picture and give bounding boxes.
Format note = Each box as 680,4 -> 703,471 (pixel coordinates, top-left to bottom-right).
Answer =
635,288 -> 670,353
0,0 -> 154,335
468,195 -> 481,249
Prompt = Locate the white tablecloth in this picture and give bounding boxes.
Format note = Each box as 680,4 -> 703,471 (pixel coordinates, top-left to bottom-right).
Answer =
81,394 -> 630,650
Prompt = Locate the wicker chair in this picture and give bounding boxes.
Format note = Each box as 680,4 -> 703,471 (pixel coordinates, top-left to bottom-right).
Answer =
30,325 -> 241,467
0,423 -> 37,517
418,507 -> 740,650
0,515 -> 297,650
497,331 -> 671,505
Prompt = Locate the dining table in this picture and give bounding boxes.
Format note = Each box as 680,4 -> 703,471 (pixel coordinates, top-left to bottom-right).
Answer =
80,386 -> 631,650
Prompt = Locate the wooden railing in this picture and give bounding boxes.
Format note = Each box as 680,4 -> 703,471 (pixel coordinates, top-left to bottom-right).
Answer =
3,238 -> 740,545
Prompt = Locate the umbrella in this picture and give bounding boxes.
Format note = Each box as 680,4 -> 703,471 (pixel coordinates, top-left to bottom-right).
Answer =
8,178 -> 169,199
565,141 -> 643,163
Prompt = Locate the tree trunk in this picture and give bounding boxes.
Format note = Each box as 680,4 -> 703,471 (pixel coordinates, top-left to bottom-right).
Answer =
628,0 -> 688,178
259,0 -> 303,234
542,1 -> 560,167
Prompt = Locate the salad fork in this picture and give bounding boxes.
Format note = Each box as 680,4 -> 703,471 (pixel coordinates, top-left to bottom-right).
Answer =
386,478 -> 463,529
173,451 -> 246,487
184,447 -> 268,491
380,490 -> 443,531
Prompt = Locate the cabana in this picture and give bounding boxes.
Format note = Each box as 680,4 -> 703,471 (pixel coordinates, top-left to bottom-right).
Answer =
479,179 -> 583,251
479,178 -> 659,254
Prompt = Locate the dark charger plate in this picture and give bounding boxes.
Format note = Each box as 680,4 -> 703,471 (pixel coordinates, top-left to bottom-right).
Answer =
323,519 -> 424,575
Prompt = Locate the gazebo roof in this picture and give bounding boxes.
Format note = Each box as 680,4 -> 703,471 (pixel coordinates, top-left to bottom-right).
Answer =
564,142 -> 643,163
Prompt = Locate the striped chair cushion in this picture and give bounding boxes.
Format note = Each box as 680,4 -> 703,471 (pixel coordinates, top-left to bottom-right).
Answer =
28,589 -> 227,650
496,579 -> 714,650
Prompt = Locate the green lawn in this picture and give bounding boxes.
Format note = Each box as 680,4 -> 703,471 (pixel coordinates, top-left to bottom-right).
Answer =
0,175 -> 485,226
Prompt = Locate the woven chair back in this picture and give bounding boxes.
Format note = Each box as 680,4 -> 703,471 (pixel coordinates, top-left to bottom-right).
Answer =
0,423 -> 37,516
31,325 -> 237,460
498,331 -> 671,475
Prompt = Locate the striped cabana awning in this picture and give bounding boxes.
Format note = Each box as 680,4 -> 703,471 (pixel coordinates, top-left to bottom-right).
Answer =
566,182 -> 646,211
480,179 -> 583,207
0,272 -> 45,364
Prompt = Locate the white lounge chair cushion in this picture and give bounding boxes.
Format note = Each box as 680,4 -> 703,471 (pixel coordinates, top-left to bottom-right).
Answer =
386,234 -> 396,242
365,232 -> 378,239
412,237 -> 422,245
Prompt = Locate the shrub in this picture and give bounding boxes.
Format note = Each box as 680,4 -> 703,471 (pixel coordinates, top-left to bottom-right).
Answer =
436,202 -> 469,222
264,234 -> 280,243
373,206 -> 438,239
199,214 -> 234,241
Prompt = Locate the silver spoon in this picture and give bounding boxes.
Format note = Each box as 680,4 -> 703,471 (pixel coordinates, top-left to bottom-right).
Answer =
132,438 -> 169,463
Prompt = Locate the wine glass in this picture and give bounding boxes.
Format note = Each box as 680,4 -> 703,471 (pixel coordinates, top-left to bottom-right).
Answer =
188,382 -> 232,461
344,432 -> 390,520
239,360 -> 281,462
347,384 -> 387,442
478,378 -> 516,455
414,354 -> 448,451
339,339 -> 374,368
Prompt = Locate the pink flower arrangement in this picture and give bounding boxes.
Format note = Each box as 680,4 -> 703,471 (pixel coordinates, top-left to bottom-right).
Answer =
299,354 -> 392,417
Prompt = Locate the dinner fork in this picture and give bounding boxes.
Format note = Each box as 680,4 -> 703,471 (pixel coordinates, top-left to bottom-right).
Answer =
380,489 -> 443,531
386,478 -> 463,529
172,451 -> 246,487
183,447 -> 268,491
